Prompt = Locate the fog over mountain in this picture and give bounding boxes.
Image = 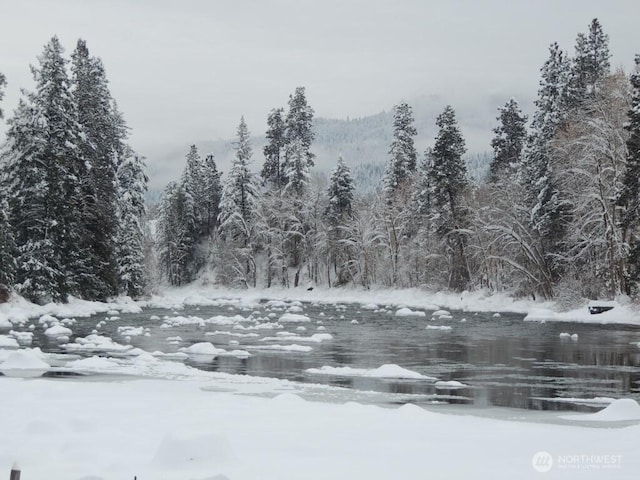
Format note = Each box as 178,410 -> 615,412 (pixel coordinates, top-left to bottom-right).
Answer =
145,93 -> 527,194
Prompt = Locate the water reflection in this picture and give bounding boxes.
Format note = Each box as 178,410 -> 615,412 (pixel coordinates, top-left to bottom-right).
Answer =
8,300 -> 640,412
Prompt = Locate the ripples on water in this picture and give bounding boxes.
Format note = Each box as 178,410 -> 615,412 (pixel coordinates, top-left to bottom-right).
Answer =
13,299 -> 640,412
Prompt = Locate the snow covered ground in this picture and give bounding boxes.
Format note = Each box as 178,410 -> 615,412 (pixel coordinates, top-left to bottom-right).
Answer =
1,285 -> 640,478
2,284 -> 639,327
1,347 -> 639,480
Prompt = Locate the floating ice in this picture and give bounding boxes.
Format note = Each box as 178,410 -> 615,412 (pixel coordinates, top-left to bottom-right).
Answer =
395,307 -> 426,317
250,344 -> 313,352
63,334 -> 132,353
306,363 -> 432,379
179,342 -> 226,356
361,303 -> 379,310
279,313 -> 311,323
426,325 -> 452,331
435,380 -> 468,389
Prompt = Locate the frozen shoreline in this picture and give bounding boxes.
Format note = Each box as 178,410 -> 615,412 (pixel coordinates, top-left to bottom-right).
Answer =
2,284 -> 640,327
1,373 -> 639,480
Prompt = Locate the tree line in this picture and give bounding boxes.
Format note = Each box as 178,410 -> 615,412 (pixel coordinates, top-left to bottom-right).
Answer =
155,19 -> 640,303
0,37 -> 148,304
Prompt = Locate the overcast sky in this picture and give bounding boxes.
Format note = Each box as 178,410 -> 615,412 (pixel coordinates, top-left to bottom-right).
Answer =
1,0 -> 638,186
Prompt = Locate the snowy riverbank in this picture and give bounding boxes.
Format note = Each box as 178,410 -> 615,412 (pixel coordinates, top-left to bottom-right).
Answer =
2,284 -> 640,328
2,371 -> 640,480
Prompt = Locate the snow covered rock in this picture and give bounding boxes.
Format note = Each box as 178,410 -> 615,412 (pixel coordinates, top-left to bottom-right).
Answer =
395,307 -> 426,317
179,342 -> 226,356
66,356 -> 119,371
0,335 -> 19,348
363,364 -> 428,379
0,349 -> 50,377
435,380 -> 468,389
45,325 -> 73,337
278,313 -> 311,323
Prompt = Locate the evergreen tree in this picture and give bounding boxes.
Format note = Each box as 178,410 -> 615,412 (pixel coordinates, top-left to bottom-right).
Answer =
283,87 -> 315,195
219,117 -> 259,234
520,43 -> 570,246
0,72 -> 6,119
158,181 -> 196,286
71,39 -> 120,300
3,37 -> 84,303
618,55 -> 640,289
384,101 -> 417,197
489,98 -> 528,182
111,101 -> 149,296
326,155 -> 354,221
181,144 -> 206,234
202,153 -> 222,235
428,105 -> 470,291
566,18 -> 611,107
0,196 -> 16,287
261,107 -> 286,189
116,152 -> 148,297
218,117 -> 259,286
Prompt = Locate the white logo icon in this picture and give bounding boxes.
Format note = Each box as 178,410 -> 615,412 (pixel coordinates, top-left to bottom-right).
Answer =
532,451 -> 554,473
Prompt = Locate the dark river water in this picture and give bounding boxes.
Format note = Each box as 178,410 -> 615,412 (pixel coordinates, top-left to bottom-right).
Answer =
13,299 -> 640,412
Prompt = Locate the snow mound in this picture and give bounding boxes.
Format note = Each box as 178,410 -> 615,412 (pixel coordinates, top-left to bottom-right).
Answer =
278,313 -> 311,323
435,380 -> 468,389
0,349 -> 50,377
307,364 -> 431,379
63,334 -> 132,353
0,335 -> 19,348
286,305 -> 304,313
561,399 -> 640,422
364,364 -> 428,379
251,344 -> 313,352
395,307 -> 426,317
66,356 -> 119,370
118,326 -> 145,336
10,330 -> 33,345
559,332 -> 579,341
0,315 -> 12,329
45,325 -> 73,337
180,342 -> 226,356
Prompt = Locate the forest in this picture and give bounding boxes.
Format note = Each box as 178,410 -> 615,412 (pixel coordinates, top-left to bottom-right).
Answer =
1,19 -> 639,306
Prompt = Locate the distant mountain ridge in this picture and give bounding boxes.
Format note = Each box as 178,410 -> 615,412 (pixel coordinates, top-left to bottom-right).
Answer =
145,96 -> 507,197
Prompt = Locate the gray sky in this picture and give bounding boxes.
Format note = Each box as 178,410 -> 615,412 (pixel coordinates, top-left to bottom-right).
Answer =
1,0 -> 638,187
